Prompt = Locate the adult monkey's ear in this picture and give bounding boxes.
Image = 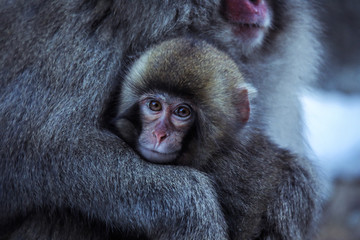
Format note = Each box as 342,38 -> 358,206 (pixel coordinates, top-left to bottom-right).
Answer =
236,83 -> 257,123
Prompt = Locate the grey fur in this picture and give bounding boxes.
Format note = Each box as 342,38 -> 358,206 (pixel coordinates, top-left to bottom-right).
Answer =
0,0 -> 322,239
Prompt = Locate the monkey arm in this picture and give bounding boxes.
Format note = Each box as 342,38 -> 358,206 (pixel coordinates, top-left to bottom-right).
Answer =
0,110 -> 228,239
264,155 -> 322,240
204,150 -> 272,240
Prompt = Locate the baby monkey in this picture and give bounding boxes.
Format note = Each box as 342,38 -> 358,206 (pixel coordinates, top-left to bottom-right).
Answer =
116,38 -> 253,166
115,38 -> 319,239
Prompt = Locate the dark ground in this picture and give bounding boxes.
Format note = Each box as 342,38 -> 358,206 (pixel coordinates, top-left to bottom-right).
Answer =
317,178 -> 360,240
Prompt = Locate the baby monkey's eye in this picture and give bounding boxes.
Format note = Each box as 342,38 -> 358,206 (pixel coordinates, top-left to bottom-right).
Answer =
174,105 -> 191,118
148,100 -> 162,111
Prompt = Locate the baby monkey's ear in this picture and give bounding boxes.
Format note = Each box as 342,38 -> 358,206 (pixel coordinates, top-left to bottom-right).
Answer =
236,83 -> 257,123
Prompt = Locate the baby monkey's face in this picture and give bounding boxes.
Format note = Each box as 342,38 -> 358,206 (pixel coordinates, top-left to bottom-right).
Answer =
136,93 -> 195,164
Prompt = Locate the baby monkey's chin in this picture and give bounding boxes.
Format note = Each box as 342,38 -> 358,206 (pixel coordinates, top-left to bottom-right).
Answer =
137,145 -> 179,164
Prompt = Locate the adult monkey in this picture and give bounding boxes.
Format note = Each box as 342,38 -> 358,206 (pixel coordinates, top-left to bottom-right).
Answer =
0,0 -> 322,239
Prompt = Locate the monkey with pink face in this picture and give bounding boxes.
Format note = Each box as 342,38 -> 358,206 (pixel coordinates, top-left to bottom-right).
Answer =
115,38 -> 320,240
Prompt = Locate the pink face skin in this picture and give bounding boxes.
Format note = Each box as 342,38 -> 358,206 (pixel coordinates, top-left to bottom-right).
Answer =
137,93 -> 195,164
224,0 -> 272,46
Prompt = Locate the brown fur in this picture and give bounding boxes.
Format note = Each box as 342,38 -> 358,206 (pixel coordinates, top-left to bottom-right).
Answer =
116,38 -> 320,239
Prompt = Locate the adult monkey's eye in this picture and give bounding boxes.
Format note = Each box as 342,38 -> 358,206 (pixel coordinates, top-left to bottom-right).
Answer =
174,105 -> 191,118
148,100 -> 162,111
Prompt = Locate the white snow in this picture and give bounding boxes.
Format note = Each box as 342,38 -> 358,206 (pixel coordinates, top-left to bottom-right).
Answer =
302,91 -> 360,179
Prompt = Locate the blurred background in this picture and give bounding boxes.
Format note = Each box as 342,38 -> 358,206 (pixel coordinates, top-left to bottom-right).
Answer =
302,1 -> 360,239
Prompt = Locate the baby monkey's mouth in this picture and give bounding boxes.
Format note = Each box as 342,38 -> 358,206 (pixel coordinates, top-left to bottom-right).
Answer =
137,145 -> 179,164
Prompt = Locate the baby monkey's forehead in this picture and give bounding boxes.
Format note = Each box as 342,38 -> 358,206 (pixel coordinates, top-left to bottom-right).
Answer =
140,92 -> 197,108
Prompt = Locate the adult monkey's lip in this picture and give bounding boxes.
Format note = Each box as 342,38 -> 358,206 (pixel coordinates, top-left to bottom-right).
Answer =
230,21 -> 266,40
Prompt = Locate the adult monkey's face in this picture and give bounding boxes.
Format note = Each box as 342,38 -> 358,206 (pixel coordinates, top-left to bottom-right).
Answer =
223,0 -> 272,49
